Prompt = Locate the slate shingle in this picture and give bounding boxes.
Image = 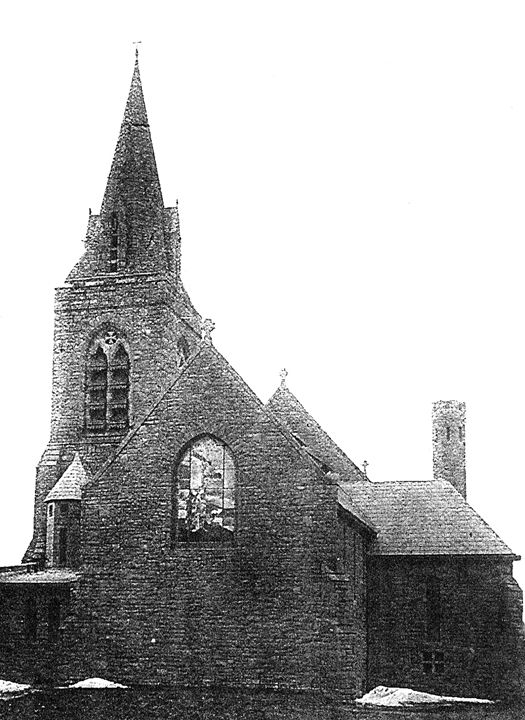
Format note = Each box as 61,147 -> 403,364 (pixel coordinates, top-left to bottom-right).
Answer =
341,479 -> 515,556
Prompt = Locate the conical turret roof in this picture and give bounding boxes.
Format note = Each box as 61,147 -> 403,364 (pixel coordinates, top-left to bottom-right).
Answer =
45,453 -> 88,502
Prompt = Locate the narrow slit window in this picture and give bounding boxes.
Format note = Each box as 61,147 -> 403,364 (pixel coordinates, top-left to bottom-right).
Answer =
446,426 -> 451,441
109,212 -> 118,272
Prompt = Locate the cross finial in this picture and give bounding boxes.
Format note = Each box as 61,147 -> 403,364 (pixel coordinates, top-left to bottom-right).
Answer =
133,41 -> 142,59
362,460 -> 369,476
201,318 -> 215,343
280,368 -> 288,387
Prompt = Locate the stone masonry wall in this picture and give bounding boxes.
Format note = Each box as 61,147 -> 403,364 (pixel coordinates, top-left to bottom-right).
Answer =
367,555 -> 525,700
37,346 -> 356,698
25,269 -> 201,563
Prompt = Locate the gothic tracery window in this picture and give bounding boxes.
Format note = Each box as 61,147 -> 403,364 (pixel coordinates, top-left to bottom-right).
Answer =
86,330 -> 130,433
176,436 -> 235,542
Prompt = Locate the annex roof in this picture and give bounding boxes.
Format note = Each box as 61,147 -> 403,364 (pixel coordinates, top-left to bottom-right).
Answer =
267,381 -> 364,481
0,569 -> 80,585
44,452 -> 88,502
342,479 -> 515,556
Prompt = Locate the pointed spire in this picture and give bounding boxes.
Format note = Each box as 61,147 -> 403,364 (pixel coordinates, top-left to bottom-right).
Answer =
101,53 -> 163,212
98,53 -> 168,274
122,51 -> 149,127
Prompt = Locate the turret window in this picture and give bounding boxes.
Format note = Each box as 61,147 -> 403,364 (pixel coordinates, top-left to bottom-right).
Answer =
175,435 -> 235,543
86,330 -> 130,433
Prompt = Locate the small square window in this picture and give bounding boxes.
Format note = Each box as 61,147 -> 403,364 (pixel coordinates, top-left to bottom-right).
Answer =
422,650 -> 445,675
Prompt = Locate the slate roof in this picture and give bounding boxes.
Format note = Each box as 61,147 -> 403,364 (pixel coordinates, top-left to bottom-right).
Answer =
45,453 -> 88,502
267,383 -> 364,481
341,479 -> 515,556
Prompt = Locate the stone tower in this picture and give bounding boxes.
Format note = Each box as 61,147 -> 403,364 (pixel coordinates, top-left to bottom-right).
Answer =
432,400 -> 466,498
24,53 -> 202,563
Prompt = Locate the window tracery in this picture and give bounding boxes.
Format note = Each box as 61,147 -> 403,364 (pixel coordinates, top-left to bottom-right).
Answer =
86,330 -> 130,433
176,435 -> 235,542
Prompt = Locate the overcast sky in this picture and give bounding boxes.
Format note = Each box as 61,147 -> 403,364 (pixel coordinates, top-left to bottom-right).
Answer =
1,1 -> 524,594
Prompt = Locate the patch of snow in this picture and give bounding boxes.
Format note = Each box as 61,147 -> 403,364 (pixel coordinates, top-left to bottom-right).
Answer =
0,679 -> 31,694
66,677 -> 128,689
357,685 -> 494,706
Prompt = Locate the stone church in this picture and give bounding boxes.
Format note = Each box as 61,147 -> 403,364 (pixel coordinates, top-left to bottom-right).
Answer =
0,55 -> 523,701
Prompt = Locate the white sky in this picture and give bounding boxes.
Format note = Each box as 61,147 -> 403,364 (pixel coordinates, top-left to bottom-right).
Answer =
0,2 -> 524,596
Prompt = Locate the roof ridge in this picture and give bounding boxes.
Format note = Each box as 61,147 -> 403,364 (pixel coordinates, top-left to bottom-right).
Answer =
205,344 -> 333,479
268,384 -> 364,478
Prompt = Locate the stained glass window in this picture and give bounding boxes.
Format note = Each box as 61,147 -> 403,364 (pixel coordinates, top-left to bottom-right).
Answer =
177,436 -> 235,542
86,332 -> 130,433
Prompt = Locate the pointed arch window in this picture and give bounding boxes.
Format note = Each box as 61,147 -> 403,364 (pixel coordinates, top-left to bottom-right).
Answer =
176,435 -> 235,543
86,330 -> 130,433
86,346 -> 108,431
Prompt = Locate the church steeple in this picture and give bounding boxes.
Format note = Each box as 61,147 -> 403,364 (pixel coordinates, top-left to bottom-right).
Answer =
101,52 -> 164,216
68,53 -> 174,280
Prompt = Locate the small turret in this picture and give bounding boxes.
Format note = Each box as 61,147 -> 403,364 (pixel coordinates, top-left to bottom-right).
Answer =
44,453 -> 87,568
432,400 -> 466,498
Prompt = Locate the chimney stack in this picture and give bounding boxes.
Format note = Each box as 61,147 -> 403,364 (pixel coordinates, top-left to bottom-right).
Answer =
432,400 -> 466,498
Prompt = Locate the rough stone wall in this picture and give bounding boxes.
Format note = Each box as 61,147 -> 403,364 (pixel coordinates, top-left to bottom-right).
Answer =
432,400 -> 466,497
25,266 -> 201,564
316,512 -> 369,699
367,555 -> 525,700
34,347 -> 352,696
0,585 -> 72,685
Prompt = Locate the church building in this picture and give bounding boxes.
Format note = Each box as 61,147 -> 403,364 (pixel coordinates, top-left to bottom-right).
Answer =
0,55 -> 523,701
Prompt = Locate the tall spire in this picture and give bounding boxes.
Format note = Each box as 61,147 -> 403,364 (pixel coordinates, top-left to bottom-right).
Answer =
101,53 -> 163,214
67,54 -> 177,280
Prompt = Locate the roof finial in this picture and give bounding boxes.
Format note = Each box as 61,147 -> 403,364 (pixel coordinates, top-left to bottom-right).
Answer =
362,460 -> 369,477
280,368 -> 288,387
133,40 -> 142,60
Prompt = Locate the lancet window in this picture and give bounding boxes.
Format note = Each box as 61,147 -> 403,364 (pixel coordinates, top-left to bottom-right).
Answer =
109,212 -> 119,272
176,435 -> 235,542
86,330 -> 130,433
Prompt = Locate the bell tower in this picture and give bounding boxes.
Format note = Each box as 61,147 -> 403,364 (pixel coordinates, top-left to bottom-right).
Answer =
432,400 -> 466,498
24,53 -> 202,562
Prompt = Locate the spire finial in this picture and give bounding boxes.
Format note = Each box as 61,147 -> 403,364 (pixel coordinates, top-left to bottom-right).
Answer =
362,460 -> 369,476
279,368 -> 288,387
133,40 -> 142,60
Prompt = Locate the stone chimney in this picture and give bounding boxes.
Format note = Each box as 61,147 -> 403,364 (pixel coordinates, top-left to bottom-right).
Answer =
432,400 -> 466,498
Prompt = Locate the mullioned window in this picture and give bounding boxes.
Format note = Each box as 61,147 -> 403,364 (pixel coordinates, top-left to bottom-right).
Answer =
86,330 -> 130,433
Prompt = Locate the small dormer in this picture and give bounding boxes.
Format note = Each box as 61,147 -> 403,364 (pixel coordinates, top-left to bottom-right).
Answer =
44,453 -> 87,568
